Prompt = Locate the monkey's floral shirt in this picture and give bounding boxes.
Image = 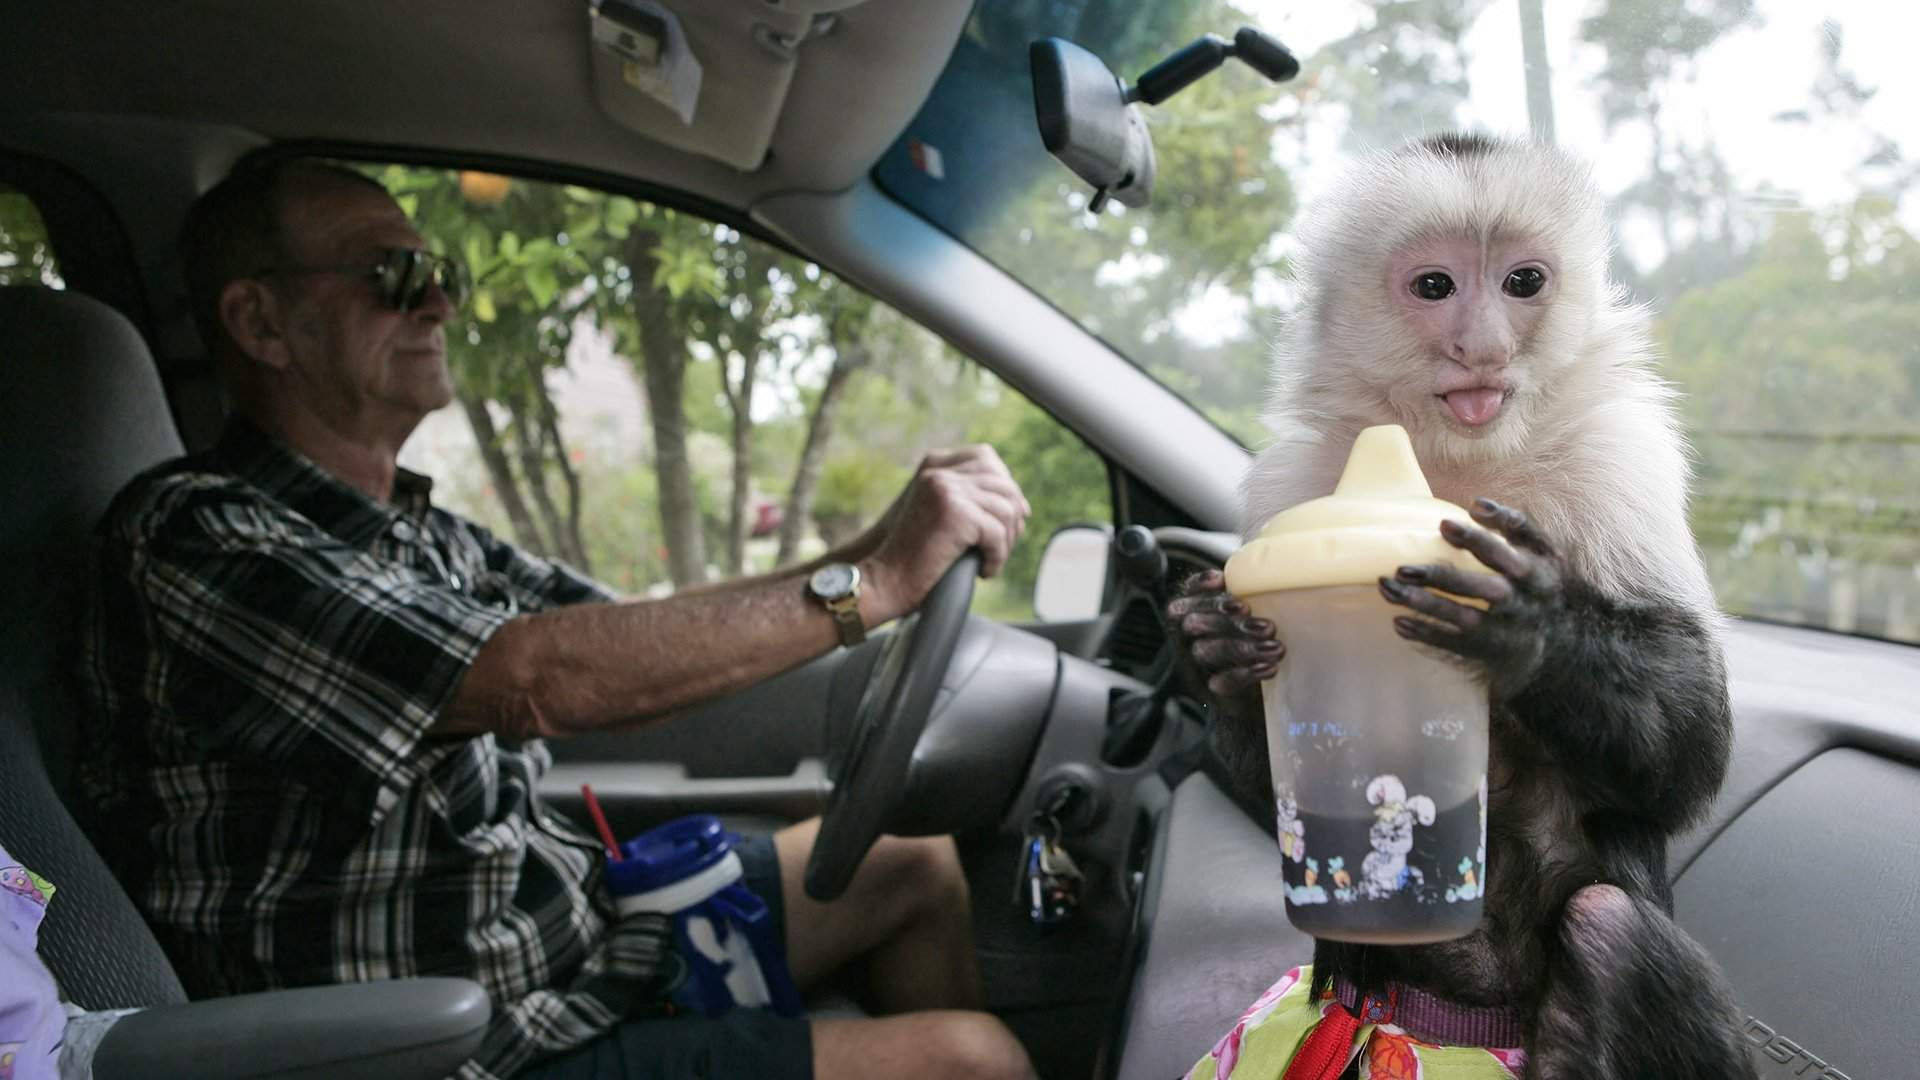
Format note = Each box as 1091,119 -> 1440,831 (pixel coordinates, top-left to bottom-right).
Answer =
1187,967 -> 1525,1080
78,419 -> 675,1080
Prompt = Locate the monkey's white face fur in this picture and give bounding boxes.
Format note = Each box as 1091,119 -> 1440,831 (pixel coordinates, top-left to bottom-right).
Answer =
1244,134 -> 1713,611
1274,135 -> 1614,470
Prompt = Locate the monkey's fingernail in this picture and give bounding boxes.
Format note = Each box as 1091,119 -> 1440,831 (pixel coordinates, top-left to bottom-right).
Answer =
1396,566 -> 1428,583
1474,497 -> 1497,513
1224,600 -> 1248,615
1255,638 -> 1283,654
1238,617 -> 1272,635
1379,578 -> 1408,599
1393,617 -> 1418,636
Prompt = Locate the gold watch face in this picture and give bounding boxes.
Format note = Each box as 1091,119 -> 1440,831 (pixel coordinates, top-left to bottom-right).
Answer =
809,562 -> 859,601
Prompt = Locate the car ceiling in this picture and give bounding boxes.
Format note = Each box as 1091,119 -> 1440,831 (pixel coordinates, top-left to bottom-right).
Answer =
0,0 -> 975,211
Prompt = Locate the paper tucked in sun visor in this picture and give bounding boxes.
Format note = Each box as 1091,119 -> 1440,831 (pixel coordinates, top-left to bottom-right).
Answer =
587,0 -> 851,172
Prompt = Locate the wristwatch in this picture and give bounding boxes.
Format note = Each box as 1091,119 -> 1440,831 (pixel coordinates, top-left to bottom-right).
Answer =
807,562 -> 866,648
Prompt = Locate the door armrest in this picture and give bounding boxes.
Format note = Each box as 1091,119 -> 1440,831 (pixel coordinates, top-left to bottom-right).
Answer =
93,977 -> 490,1080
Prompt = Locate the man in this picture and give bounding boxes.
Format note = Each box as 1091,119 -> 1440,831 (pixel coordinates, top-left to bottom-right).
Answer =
78,159 -> 1037,1080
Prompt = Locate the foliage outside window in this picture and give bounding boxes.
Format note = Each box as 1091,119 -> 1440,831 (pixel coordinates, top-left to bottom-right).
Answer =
376,166 -> 1108,620
878,0 -> 1920,643
0,184 -> 61,287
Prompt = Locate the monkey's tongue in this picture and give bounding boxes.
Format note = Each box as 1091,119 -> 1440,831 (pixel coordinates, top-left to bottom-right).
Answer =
1443,388 -> 1505,426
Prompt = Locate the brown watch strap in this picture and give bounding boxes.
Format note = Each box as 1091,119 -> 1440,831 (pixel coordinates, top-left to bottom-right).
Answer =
823,594 -> 865,647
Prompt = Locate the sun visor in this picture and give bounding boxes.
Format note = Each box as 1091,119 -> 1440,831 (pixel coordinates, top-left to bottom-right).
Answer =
587,0 -> 868,172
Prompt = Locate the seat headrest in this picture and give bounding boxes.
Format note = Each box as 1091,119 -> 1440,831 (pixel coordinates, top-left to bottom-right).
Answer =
0,287 -> 186,550
0,286 -> 184,789
0,286 -> 190,1008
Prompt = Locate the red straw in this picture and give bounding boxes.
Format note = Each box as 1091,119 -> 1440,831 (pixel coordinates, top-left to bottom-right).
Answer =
581,783 -> 621,861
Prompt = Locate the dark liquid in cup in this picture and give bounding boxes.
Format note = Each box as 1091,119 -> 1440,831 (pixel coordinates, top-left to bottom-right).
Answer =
1281,797 -> 1483,945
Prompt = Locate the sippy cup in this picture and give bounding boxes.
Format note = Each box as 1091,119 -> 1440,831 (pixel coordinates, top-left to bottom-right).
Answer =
1224,425 -> 1491,944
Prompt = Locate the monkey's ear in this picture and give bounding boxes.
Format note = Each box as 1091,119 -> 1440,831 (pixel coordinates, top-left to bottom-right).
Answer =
217,279 -> 294,371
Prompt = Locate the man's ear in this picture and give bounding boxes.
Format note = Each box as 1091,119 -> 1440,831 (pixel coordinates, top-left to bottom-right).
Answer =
217,279 -> 294,371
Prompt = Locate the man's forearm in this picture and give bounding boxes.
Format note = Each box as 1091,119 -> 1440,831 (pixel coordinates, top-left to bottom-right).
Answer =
441,565 -> 877,739
666,541 -> 863,599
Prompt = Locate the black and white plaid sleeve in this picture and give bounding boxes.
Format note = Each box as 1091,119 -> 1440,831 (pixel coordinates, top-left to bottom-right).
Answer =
129,476 -> 517,823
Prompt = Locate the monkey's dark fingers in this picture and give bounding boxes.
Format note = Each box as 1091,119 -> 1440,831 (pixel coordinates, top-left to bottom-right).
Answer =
1393,563 -> 1514,606
1208,656 -> 1281,698
1167,569 -> 1247,619
1379,577 -> 1484,632
1469,498 -> 1557,557
1438,518 -> 1538,584
1392,615 -> 1467,652
1177,611 -> 1278,647
1192,634 -> 1283,678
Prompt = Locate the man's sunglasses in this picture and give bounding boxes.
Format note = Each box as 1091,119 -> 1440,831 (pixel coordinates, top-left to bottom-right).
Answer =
258,247 -> 469,312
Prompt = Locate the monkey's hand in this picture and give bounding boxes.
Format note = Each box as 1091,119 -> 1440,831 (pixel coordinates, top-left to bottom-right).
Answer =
1377,497 -> 1559,703
1381,497 -> 1733,823
1167,568 -> 1284,700
1167,569 -> 1281,810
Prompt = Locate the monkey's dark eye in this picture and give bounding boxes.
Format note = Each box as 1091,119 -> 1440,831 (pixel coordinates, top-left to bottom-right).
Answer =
1411,272 -> 1455,301
1504,267 -> 1546,298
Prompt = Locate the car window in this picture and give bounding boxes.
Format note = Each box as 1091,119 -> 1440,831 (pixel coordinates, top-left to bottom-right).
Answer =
365,165 -> 1109,621
0,183 -> 61,287
878,0 -> 1920,644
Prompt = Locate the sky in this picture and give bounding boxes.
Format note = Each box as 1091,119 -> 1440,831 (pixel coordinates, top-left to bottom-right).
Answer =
1155,0 -> 1919,345
1249,0 -> 1918,260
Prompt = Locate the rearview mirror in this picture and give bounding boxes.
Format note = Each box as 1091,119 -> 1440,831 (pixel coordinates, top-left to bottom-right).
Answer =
1030,28 -> 1299,214
1033,524 -> 1112,623
1029,39 -> 1156,214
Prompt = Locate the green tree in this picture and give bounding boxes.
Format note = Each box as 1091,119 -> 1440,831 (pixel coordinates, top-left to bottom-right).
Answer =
1580,0 -> 1758,290
775,279 -> 880,566
0,188 -> 59,287
381,168 -> 607,571
1661,197 -> 1920,635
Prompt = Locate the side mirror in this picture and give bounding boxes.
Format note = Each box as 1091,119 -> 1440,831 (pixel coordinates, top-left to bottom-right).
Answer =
1033,524 -> 1112,623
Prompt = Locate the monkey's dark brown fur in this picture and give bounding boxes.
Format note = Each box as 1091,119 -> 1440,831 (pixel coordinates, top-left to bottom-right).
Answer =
1173,134 -> 1756,1078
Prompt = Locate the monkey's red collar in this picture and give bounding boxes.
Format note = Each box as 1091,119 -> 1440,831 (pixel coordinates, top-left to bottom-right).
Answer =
1281,977 -> 1525,1080
1187,965 -> 1526,1080
1330,977 -> 1524,1048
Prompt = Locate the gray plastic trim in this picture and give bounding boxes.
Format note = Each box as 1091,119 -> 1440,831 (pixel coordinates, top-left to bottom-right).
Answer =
1113,774 -> 1313,1080
92,977 -> 490,1080
543,758 -> 832,830
1674,747 -> 1914,1080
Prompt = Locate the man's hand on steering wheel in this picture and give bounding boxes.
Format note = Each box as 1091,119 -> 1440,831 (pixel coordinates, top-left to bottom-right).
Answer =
855,445 -> 1030,624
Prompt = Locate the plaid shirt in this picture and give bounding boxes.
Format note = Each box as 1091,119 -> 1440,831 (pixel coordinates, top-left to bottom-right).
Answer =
78,419 -> 675,1078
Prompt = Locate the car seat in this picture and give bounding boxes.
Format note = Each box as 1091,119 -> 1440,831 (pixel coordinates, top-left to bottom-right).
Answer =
0,284 -> 490,1078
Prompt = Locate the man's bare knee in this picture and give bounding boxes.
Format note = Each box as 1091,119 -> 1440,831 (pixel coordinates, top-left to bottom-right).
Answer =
871,835 -> 969,919
812,1010 -> 1034,1080
922,1011 -> 1034,1080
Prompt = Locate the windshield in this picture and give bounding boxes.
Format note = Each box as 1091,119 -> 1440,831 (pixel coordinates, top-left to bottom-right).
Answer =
877,0 -> 1920,644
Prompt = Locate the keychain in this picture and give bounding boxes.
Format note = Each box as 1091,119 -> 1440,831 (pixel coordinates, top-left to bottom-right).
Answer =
1014,788 -> 1085,928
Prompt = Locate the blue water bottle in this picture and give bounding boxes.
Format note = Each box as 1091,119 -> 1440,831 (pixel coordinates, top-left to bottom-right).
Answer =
604,815 -> 803,1017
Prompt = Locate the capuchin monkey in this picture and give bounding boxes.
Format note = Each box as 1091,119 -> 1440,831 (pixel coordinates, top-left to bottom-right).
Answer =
1171,133 -> 1757,1078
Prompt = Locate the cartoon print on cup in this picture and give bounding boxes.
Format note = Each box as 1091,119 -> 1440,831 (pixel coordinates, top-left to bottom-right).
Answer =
1446,774 -> 1490,903
1276,790 -> 1306,864
1327,856 -> 1355,902
1359,774 -> 1436,900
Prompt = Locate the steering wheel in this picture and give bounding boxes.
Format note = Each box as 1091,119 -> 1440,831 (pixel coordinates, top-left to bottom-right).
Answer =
803,549 -> 980,901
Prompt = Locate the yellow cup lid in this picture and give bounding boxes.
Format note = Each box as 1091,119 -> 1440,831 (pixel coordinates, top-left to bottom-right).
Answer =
1225,425 -> 1486,595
